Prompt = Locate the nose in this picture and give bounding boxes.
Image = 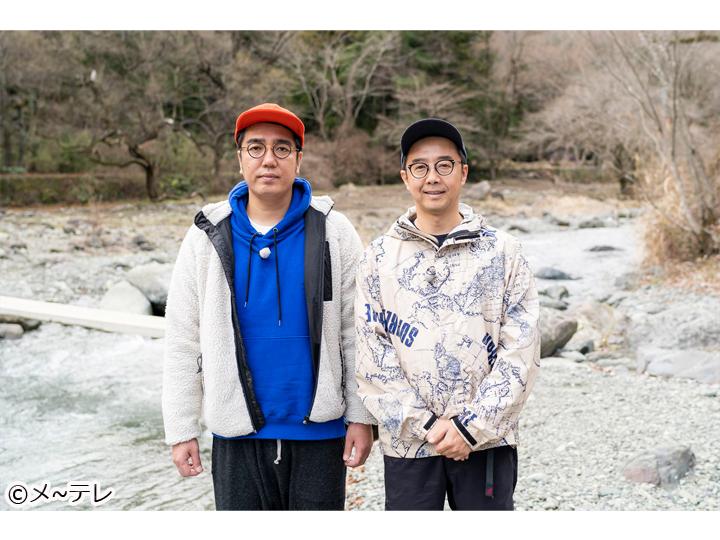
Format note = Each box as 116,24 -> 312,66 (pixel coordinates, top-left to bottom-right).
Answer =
260,148 -> 278,168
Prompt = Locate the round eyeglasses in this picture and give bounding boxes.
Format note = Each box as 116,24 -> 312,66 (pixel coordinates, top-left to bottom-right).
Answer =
240,142 -> 296,160
407,159 -> 460,179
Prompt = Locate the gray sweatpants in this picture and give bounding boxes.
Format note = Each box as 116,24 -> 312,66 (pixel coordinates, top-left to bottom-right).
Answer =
211,436 -> 346,510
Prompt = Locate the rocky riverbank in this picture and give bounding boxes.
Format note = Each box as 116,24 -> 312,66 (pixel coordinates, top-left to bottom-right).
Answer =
1,180 -> 719,510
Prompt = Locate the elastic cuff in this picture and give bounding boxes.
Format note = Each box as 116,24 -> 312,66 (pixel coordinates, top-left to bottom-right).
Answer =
451,416 -> 478,447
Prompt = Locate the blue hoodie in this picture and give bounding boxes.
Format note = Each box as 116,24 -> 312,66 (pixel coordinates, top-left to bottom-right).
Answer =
219,178 -> 345,440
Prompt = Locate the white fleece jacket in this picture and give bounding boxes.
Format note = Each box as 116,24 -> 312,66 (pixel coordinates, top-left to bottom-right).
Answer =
162,195 -> 374,446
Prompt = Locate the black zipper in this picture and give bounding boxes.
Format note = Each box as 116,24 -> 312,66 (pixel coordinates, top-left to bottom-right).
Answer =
195,211 -> 263,433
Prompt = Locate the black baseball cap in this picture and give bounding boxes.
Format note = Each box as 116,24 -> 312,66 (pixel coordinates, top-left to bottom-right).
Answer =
400,118 -> 467,166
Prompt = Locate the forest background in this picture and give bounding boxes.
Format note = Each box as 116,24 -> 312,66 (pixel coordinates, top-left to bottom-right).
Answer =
1,30 -> 719,263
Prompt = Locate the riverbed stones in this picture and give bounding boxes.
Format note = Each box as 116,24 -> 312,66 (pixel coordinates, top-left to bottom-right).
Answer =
0,323 -> 24,339
636,347 -> 720,384
0,315 -> 41,331
536,267 -> 576,280
540,309 -> 579,357
541,285 -> 569,301
100,280 -> 153,315
465,180 -> 491,200
126,262 -> 173,313
623,446 -> 696,486
587,245 -> 624,252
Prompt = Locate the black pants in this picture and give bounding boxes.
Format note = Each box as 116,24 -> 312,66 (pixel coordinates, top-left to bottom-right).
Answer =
383,446 -> 518,510
211,437 -> 346,510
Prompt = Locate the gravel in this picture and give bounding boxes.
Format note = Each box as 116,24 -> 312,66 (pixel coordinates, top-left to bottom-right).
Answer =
346,358 -> 720,510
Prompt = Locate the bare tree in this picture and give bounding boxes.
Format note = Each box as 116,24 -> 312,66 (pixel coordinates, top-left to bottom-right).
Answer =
586,31 -> 720,256
289,31 -> 399,140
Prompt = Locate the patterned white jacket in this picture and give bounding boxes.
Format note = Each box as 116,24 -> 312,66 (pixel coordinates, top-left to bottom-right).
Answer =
354,203 -> 541,458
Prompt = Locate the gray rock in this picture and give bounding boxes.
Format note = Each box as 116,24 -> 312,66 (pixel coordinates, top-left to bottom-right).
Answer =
564,339 -> 595,355
465,180 -> 491,200
540,298 -> 568,310
126,262 -> 173,312
560,350 -> 586,362
636,347 -> 720,384
578,217 -> 606,229
542,212 -> 570,227
541,285 -> 569,301
578,216 -> 619,229
623,446 -> 696,486
508,223 -> 530,234
617,207 -> 642,219
100,281 -> 153,315
605,292 -> 628,306
0,315 -> 41,331
0,247 -> 7,259
536,267 -> 576,280
0,323 -> 24,339
132,234 -> 157,252
540,311 -> 579,357
615,272 -> 639,291
587,245 -> 624,252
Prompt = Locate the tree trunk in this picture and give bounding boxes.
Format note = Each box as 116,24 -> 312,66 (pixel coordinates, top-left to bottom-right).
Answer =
144,163 -> 158,201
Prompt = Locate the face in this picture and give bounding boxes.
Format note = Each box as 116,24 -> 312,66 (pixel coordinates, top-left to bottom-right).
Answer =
400,136 -> 468,219
236,122 -> 302,201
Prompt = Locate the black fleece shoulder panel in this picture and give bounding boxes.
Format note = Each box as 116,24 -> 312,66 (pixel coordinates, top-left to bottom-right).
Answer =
193,210 -> 265,431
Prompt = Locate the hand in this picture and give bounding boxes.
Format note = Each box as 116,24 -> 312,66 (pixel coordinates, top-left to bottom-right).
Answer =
172,438 -> 204,477
343,423 -> 373,468
426,418 -> 471,461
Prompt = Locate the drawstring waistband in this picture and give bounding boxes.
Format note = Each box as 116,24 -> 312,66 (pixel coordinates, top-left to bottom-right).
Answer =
485,448 -> 495,498
242,229 -> 282,326
273,439 -> 282,465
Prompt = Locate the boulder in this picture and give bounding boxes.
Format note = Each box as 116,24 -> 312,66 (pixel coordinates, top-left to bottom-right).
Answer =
623,446 -> 696,486
132,234 -> 156,252
578,216 -> 618,229
540,310 -> 578,357
614,272 -> 639,291
559,350 -> 586,362
126,262 -> 174,314
507,223 -> 530,234
541,285 -> 569,301
542,212 -> 570,227
0,315 -> 41,331
0,323 -> 24,340
535,267 -> 576,280
465,181 -> 491,200
540,298 -> 568,311
636,347 -> 720,384
100,281 -> 153,315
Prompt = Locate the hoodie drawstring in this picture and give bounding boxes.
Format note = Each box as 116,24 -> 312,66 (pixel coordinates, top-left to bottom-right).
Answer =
243,229 -> 282,326
245,232 -> 259,307
273,439 -> 282,465
273,227 -> 282,326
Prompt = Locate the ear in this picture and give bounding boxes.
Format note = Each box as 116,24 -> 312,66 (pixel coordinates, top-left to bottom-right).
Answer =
400,169 -> 410,191
236,150 -> 243,176
460,163 -> 468,186
295,151 -> 303,175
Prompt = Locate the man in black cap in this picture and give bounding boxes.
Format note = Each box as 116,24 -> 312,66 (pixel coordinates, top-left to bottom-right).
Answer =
354,118 -> 541,510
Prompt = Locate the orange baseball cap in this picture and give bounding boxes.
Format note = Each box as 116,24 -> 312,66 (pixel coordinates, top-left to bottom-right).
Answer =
234,103 -> 305,148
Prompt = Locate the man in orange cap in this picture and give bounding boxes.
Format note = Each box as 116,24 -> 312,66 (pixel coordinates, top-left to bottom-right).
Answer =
162,103 -> 374,510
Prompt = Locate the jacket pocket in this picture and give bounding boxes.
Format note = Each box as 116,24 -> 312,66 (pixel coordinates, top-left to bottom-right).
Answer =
323,241 -> 333,301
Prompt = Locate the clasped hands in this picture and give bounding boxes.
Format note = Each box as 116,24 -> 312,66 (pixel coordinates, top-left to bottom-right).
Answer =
425,418 -> 471,461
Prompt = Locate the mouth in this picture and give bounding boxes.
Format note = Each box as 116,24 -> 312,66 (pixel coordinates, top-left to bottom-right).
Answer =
423,190 -> 446,196
257,174 -> 280,181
